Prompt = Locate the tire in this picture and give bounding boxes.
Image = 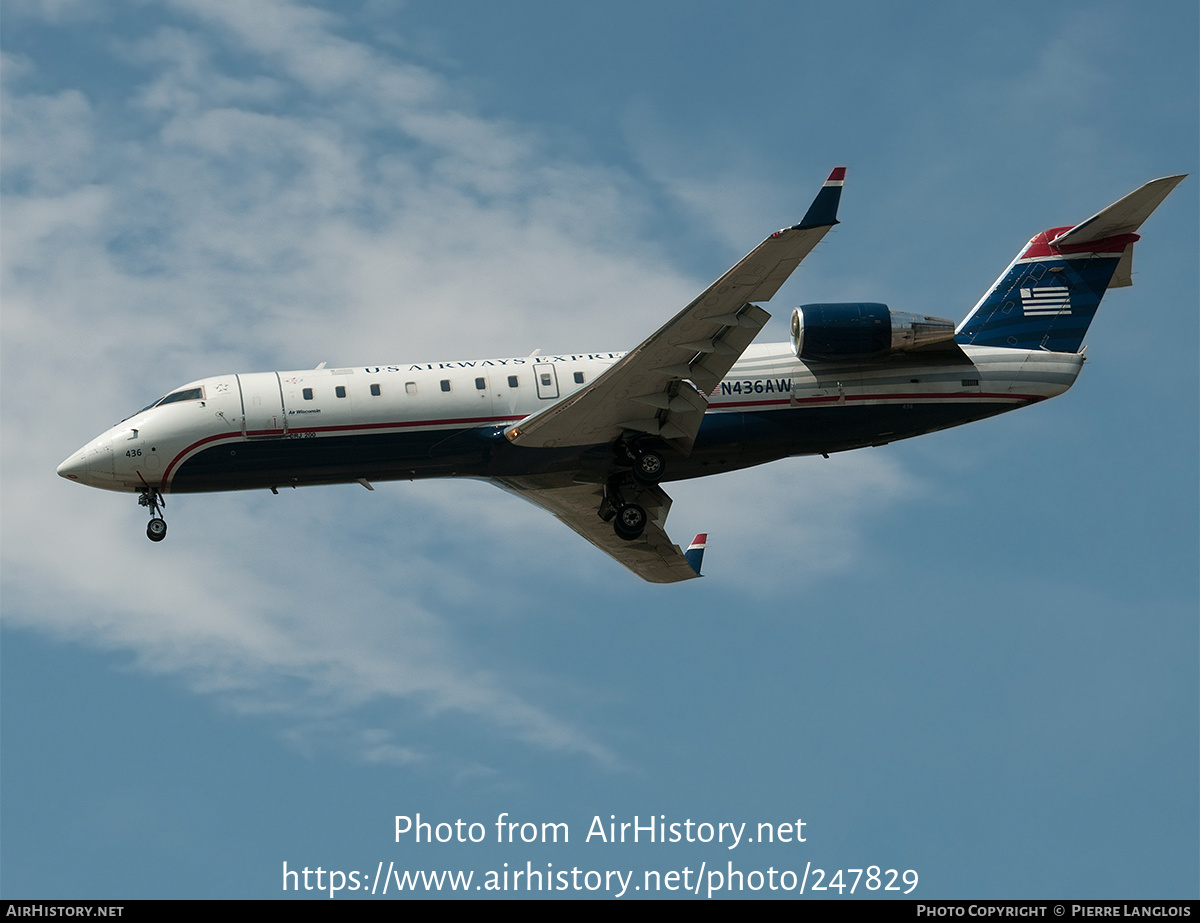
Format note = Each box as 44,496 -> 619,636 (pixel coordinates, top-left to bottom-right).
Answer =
147,518 -> 167,542
632,451 -> 666,483
613,503 -> 647,541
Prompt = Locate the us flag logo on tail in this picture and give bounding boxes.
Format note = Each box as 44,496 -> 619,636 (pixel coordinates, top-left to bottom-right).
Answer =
1020,285 -> 1071,316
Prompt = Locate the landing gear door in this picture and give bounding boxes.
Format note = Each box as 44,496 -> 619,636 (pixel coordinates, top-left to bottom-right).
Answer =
237,372 -> 287,437
533,362 -> 559,400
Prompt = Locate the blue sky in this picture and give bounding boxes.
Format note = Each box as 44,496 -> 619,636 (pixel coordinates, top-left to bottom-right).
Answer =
2,0 -> 1196,900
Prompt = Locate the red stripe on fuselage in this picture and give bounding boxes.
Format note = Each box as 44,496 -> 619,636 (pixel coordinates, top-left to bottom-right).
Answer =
257,413 -> 526,437
161,431 -> 241,485
712,391 -> 1041,411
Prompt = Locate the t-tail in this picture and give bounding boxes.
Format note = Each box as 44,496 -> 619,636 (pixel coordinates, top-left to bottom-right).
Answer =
956,175 -> 1186,352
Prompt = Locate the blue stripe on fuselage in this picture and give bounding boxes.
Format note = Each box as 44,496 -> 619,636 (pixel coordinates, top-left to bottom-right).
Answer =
167,397 -> 1024,493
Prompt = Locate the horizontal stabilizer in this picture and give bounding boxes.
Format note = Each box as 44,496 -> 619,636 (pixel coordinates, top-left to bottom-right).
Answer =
1051,175 -> 1187,247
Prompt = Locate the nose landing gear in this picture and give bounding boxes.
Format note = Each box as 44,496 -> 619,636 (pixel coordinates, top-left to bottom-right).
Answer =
138,488 -> 168,542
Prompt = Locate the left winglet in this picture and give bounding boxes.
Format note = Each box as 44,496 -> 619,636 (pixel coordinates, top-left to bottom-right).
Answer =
797,167 -> 845,229
684,533 -> 707,576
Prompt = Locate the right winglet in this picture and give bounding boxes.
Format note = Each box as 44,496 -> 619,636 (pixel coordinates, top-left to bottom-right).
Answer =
684,533 -> 707,576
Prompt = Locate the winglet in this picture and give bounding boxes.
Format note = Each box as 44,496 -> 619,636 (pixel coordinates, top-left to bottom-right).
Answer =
797,167 -> 846,229
684,533 -> 707,576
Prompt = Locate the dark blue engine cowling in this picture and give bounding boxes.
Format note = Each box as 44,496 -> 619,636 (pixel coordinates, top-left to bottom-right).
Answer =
790,303 -> 956,361
791,303 -> 890,360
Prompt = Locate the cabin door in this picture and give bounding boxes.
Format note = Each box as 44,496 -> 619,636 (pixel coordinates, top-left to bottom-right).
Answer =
236,372 -> 287,437
533,362 -> 559,400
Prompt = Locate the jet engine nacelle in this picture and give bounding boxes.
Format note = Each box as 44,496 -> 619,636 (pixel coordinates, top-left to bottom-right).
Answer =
790,303 -> 957,361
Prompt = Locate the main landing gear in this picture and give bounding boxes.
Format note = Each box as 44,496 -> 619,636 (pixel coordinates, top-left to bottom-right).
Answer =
139,488 -> 167,542
629,446 -> 666,484
613,500 -> 648,541
600,478 -> 649,542
597,438 -> 669,541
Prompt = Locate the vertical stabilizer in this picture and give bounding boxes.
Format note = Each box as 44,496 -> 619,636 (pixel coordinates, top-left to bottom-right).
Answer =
956,175 -> 1185,352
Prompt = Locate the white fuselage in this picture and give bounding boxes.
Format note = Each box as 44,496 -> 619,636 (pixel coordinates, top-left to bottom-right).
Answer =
57,342 -> 1083,496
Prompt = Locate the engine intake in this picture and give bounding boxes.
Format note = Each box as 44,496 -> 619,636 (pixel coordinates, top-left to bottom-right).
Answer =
790,303 -> 956,361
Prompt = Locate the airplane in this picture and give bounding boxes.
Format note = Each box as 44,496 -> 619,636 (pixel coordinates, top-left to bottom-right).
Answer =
57,169 -> 1185,583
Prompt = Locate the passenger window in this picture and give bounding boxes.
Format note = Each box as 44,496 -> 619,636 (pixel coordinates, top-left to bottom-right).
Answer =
405,382 -> 417,395
440,380 -> 451,392
370,384 -> 381,396
574,371 -> 585,384
302,388 -> 314,400
540,373 -> 552,386
508,375 -> 519,388
475,377 -> 486,390
335,385 -> 347,398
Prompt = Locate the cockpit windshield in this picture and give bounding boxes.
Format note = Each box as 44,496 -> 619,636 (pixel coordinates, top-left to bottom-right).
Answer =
127,386 -> 206,419
157,387 -> 204,406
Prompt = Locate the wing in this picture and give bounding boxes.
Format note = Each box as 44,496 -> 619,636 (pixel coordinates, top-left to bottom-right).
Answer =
493,478 -> 701,583
504,167 -> 846,454
497,168 -> 846,583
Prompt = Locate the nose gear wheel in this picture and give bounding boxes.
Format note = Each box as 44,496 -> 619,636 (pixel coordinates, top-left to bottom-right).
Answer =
138,488 -> 168,542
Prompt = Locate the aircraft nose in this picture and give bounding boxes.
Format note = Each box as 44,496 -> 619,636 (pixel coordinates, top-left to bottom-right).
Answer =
57,435 -> 113,485
57,450 -> 88,481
